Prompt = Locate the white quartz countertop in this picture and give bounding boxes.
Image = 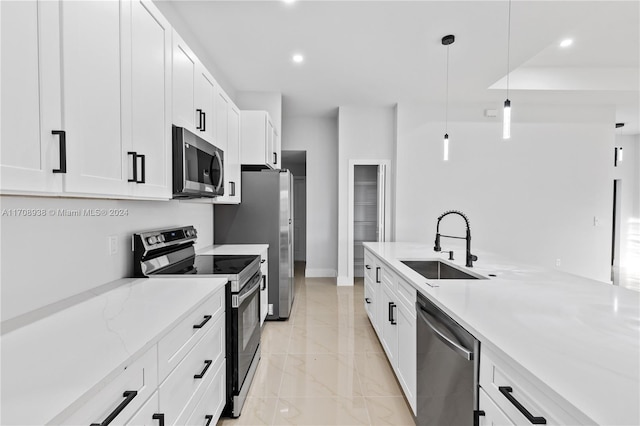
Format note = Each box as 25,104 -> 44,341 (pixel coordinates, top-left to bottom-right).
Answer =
198,244 -> 269,256
0,276 -> 227,425
363,242 -> 640,426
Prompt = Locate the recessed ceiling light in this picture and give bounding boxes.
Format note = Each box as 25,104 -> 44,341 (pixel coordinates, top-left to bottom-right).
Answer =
560,39 -> 573,48
282,0 -> 296,4
292,54 -> 304,64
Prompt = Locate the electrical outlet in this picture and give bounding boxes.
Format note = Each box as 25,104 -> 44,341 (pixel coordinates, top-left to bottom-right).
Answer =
593,216 -> 600,227
555,258 -> 561,267
268,304 -> 274,315
108,236 -> 118,255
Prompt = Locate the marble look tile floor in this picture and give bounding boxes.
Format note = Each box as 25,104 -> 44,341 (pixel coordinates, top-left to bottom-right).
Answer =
218,263 -> 415,426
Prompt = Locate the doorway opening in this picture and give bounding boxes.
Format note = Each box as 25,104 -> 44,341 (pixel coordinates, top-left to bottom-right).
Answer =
348,160 -> 391,282
281,150 -> 307,277
612,179 -> 622,285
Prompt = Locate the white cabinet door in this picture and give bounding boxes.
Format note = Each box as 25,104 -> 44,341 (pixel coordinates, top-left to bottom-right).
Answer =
215,90 -> 229,154
479,389 -> 516,426
172,30 -> 196,132
214,101 -> 241,204
240,110 -> 276,168
260,252 -> 269,326
396,302 -> 416,414
0,0 -> 63,194
125,391 -> 161,426
59,0 -> 129,196
195,66 -> 216,144
127,0 -> 172,199
380,282 -> 398,367
271,125 -> 280,168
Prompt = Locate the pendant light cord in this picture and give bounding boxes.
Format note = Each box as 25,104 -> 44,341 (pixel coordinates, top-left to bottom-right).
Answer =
506,0 -> 512,99
445,45 -> 450,133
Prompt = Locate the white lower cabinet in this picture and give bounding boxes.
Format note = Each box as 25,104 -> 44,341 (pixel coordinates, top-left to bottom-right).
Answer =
57,346 -> 158,426
126,392 -> 161,426
363,248 -> 417,415
479,388 -> 515,426
180,361 -> 226,426
259,249 -> 269,325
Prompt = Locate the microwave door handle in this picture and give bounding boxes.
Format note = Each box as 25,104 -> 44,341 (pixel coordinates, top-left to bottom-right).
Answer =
214,152 -> 223,192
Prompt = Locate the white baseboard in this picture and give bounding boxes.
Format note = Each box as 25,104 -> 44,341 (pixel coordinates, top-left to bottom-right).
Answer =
337,276 -> 354,286
305,269 -> 337,278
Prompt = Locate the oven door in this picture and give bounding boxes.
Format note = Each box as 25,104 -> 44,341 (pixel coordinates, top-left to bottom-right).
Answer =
231,271 -> 262,392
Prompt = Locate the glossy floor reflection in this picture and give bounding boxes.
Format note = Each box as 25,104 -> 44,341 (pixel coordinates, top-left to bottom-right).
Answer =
218,263 -> 415,426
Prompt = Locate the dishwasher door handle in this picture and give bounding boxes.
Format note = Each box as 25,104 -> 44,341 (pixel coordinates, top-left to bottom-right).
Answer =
417,303 -> 473,361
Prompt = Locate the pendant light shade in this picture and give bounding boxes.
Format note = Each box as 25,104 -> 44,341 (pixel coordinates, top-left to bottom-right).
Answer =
442,34 -> 454,161
503,0 -> 512,140
503,99 -> 511,139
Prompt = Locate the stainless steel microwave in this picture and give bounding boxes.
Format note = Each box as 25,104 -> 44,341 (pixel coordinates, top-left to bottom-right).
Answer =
172,126 -> 224,198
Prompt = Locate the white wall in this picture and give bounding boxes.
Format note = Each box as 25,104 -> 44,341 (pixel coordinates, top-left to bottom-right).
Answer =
395,102 -> 615,283
613,134 -> 640,287
337,106 -> 395,284
235,92 -> 282,136
281,117 -> 338,277
1,196 -> 213,323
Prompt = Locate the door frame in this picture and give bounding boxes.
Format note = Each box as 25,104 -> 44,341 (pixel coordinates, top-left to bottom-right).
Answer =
346,159 -> 392,285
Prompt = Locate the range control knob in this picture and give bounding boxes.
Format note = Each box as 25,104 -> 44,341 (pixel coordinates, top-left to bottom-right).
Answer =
147,236 -> 157,245
158,235 -> 165,242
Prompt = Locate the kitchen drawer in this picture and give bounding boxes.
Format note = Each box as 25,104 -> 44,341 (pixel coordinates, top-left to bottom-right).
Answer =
381,266 -> 395,292
395,276 -> 416,314
480,346 -> 591,425
479,388 -> 515,426
177,360 -> 226,426
125,391 -> 160,426
158,287 -> 225,380
159,314 -> 225,425
57,346 -> 158,426
364,281 -> 375,321
364,252 -> 375,282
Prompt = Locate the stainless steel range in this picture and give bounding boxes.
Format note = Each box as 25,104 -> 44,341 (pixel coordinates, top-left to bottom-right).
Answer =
133,225 -> 261,418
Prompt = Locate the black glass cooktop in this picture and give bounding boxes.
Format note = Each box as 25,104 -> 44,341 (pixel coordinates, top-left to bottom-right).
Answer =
192,255 -> 259,275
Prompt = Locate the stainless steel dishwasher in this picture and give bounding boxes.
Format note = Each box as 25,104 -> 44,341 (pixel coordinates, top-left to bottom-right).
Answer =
416,293 -> 481,426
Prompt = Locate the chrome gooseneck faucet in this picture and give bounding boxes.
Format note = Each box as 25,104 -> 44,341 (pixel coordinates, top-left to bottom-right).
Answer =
434,210 -> 478,267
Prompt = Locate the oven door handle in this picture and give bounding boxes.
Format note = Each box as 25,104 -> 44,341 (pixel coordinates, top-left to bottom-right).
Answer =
236,274 -> 262,306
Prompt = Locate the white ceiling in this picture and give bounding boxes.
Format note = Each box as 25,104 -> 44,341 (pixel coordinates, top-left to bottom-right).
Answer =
161,0 -> 639,134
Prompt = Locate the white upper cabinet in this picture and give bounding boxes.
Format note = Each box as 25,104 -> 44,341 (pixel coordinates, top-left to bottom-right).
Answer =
240,111 -> 279,169
213,94 -> 242,205
1,0 -> 63,194
1,0 -> 172,199
59,0 -> 128,196
126,0 -> 172,199
195,66 -> 216,144
172,31 -> 197,132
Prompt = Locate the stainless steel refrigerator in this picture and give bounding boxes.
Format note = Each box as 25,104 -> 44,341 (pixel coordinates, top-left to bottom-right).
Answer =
214,170 -> 294,319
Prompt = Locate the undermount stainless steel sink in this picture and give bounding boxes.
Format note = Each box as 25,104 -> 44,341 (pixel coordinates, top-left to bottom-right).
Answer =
401,260 -> 485,280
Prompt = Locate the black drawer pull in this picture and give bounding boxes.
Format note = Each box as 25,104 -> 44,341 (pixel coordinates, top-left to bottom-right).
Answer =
196,109 -> 203,130
375,267 -> 381,283
194,360 -> 212,379
52,130 -> 67,173
193,315 -> 212,329
262,275 -> 267,291
152,413 -> 165,426
365,265 -> 371,270
136,153 -> 146,184
273,152 -> 277,164
388,302 -> 397,324
204,415 -> 214,426
365,298 -> 371,304
127,151 -> 137,182
90,390 -> 137,426
498,386 -> 546,424
201,111 -> 206,132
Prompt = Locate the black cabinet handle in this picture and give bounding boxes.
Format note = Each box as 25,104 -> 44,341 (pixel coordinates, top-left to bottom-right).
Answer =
52,130 -> 67,173
196,109 -> 203,130
136,153 -> 146,184
193,315 -> 212,329
473,410 -> 485,426
365,265 -> 371,270
261,259 -> 266,264
90,390 -> 137,426
202,111 -> 206,132
152,413 -> 165,426
194,360 -> 212,379
375,267 -> 381,283
273,152 -> 277,164
204,415 -> 214,426
388,302 -> 397,324
498,386 -> 546,424
127,151 -> 137,182
365,298 -> 371,304
230,181 -> 235,196
262,275 -> 266,291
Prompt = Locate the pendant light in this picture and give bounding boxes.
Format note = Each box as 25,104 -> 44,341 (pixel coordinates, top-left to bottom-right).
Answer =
442,34 -> 455,161
503,0 -> 512,139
